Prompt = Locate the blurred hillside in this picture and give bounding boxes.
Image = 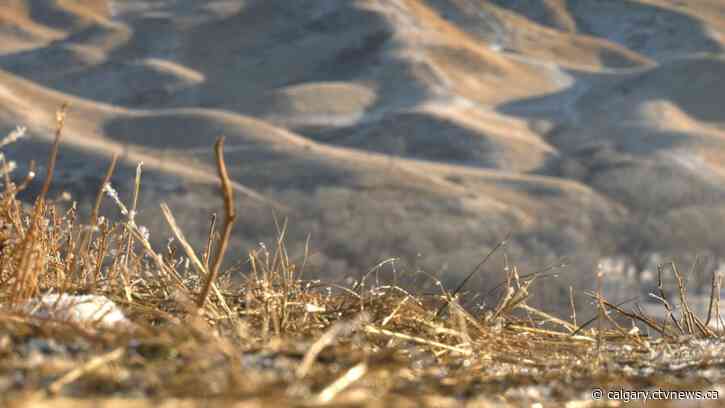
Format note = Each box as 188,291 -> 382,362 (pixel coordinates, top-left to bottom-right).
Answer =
2,0 -> 725,310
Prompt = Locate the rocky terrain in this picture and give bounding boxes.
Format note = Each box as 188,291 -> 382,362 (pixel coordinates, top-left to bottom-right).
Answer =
2,0 -> 725,311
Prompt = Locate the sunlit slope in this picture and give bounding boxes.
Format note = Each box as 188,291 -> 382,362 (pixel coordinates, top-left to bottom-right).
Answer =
2,0 -> 725,280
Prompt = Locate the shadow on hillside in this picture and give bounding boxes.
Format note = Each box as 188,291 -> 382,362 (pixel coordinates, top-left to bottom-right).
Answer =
491,0 -> 721,59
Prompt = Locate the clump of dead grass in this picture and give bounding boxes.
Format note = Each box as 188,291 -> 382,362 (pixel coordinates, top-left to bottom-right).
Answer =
0,107 -> 723,407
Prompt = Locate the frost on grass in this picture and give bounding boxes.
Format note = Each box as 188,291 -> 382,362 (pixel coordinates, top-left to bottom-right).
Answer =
23,294 -> 129,328
0,125 -> 27,149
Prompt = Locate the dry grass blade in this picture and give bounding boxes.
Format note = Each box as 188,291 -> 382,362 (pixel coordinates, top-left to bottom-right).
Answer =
38,103 -> 68,202
435,233 -> 510,318
569,286 -> 577,327
570,296 -> 639,337
599,298 -> 666,336
706,270 -> 724,330
11,103 -> 68,303
160,203 -> 231,316
488,266 -> 532,322
197,136 -> 237,309
120,162 -> 145,301
75,154 -> 119,281
666,262 -> 715,337
508,324 -> 595,342
125,222 -> 186,289
381,296 -> 409,327
91,154 -> 119,228
364,325 -> 471,355
47,347 -> 125,395
519,304 -> 577,332
203,213 -> 217,271
297,314 -> 368,379
15,159 -> 36,193
594,291 -> 636,343
314,362 -> 368,404
655,263 -> 685,334
160,202 -> 210,279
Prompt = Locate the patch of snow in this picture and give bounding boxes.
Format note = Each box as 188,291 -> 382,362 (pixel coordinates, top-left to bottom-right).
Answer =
23,294 -> 129,328
504,385 -> 551,402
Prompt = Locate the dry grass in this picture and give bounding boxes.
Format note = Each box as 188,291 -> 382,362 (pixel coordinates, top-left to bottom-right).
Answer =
0,109 -> 724,407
